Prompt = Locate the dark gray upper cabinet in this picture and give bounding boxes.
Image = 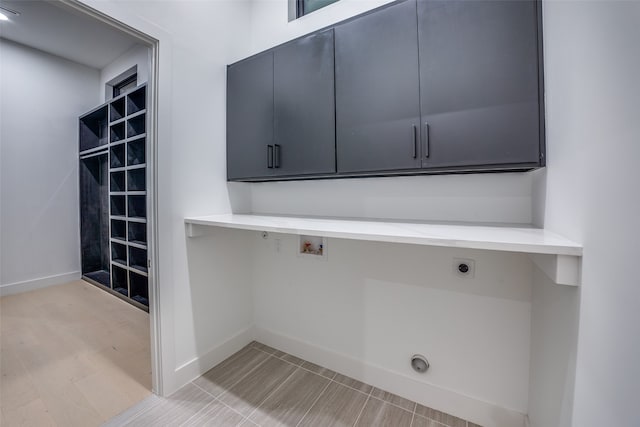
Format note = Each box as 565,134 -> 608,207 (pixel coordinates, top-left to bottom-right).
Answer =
418,0 -> 542,169
273,30 -> 336,177
227,52 -> 274,180
335,0 -> 422,173
226,0 -> 544,181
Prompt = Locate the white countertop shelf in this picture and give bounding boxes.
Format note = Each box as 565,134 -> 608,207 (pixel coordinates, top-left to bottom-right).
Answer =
185,214 -> 582,286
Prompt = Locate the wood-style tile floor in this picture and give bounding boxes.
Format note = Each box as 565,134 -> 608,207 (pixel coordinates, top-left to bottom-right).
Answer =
0,280 -> 151,426
106,341 -> 482,427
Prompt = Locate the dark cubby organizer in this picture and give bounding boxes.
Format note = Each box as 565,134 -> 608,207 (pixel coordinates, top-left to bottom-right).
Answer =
112,264 -> 128,296
84,270 -> 110,287
128,221 -> 147,246
110,122 -> 126,142
80,153 -> 110,284
129,272 -> 149,306
80,84 -> 148,311
110,171 -> 125,192
126,114 -> 145,138
127,86 -> 146,115
111,219 -> 126,240
127,168 -> 145,192
128,138 -> 145,166
111,241 -> 128,266
128,195 -> 146,219
110,195 -> 126,217
110,144 -> 126,168
129,246 -> 147,273
79,106 -> 108,151
110,98 -> 125,122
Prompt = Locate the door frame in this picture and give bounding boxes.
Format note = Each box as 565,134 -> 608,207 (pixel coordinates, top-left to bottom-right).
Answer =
62,0 -> 164,396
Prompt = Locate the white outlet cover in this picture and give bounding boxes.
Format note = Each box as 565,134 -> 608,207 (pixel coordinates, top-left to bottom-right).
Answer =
453,258 -> 475,278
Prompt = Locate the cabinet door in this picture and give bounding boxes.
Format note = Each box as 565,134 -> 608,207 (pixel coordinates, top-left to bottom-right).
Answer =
335,0 -> 422,174
273,30 -> 336,177
418,0 -> 541,169
227,52 -> 274,180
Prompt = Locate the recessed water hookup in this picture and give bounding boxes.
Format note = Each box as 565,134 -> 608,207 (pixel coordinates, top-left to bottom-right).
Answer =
411,354 -> 430,373
298,235 -> 328,261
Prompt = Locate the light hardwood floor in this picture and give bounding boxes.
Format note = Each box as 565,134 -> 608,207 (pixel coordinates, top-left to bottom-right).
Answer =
0,280 -> 151,426
106,342 -> 482,427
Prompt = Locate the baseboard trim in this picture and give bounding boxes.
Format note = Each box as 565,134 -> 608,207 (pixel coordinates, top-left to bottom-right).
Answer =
172,325 -> 255,396
255,327 -> 526,427
0,271 -> 81,297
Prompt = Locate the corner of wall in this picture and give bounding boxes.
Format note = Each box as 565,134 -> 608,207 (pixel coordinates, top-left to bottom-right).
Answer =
530,168 -> 547,228
527,267 -> 579,427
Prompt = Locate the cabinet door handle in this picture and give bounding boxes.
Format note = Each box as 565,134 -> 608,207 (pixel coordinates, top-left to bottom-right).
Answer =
267,145 -> 274,168
424,123 -> 430,158
412,125 -> 418,158
274,144 -> 281,168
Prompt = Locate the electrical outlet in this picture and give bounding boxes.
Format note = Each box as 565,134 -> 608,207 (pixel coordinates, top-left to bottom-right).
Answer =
453,258 -> 475,278
274,238 -> 281,253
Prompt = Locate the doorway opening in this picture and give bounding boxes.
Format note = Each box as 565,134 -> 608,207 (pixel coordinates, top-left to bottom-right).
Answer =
0,0 -> 161,423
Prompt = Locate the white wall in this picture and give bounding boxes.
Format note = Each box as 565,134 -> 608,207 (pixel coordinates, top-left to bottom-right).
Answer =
79,0 -> 255,395
247,173 -> 533,224
529,1 -> 640,426
528,267 -> 578,427
249,0 -> 396,55
254,234 -> 532,421
100,43 -> 150,101
0,39 -> 100,295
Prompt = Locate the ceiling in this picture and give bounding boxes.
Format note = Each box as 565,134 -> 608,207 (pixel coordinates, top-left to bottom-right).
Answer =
0,0 -> 141,69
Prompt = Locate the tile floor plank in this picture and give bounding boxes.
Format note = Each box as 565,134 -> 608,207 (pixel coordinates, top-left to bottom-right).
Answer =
415,404 -> 467,427
332,373 -> 373,394
219,357 -> 298,417
182,398 -> 245,426
251,341 -> 286,357
300,361 -> 336,379
249,369 -> 330,426
298,381 -> 369,427
281,353 -> 305,366
102,395 -> 163,427
411,414 -> 447,427
355,398 -> 413,427
125,383 -> 214,426
371,387 -> 416,412
193,347 -> 271,397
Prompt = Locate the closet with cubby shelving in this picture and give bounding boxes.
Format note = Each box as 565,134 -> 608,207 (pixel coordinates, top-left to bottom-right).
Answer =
79,84 -> 149,310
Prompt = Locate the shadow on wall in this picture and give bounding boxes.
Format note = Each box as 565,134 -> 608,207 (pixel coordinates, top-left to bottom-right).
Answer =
227,172 -> 535,224
528,267 -> 580,427
531,168 -> 547,228
251,232 -> 534,417
183,226 -> 254,381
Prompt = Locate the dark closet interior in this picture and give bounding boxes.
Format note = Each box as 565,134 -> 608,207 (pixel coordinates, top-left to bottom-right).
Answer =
79,84 -> 149,310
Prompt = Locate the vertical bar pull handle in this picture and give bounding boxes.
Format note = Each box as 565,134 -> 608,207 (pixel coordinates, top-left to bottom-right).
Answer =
424,123 -> 430,158
274,144 -> 281,168
267,145 -> 274,168
412,125 -> 418,158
